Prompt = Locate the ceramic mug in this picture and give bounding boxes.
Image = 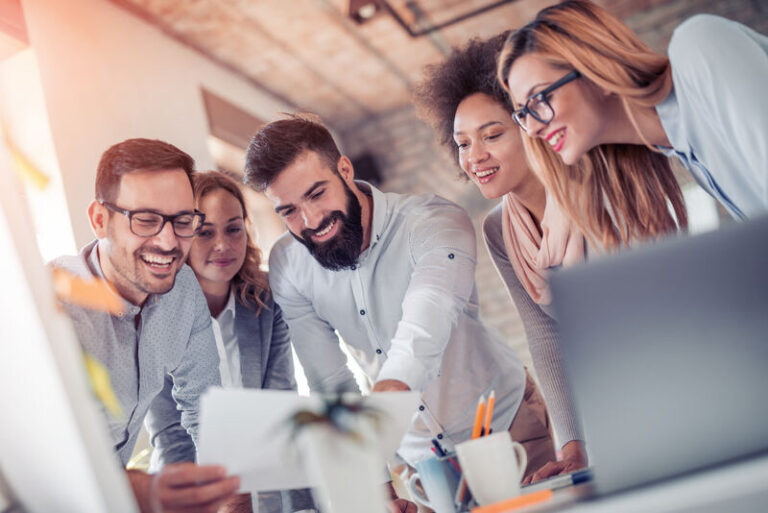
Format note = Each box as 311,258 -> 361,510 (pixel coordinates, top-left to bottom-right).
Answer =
407,454 -> 461,513
455,432 -> 528,505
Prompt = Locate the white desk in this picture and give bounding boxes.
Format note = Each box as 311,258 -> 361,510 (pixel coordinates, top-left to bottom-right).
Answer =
519,454 -> 768,513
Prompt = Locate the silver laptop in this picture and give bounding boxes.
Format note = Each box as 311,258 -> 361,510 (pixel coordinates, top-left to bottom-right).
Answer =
550,215 -> 768,496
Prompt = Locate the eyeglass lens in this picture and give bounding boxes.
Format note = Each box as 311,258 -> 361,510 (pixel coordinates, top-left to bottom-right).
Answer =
130,212 -> 200,237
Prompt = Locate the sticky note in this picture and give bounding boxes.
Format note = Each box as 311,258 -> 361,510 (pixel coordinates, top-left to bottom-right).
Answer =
83,352 -> 123,419
3,129 -> 50,190
52,268 -> 126,315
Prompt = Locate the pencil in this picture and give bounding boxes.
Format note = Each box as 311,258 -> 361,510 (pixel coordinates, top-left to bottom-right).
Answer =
471,395 -> 486,440
483,390 -> 495,437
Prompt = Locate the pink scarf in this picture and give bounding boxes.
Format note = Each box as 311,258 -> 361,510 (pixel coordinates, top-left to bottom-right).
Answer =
501,193 -> 585,305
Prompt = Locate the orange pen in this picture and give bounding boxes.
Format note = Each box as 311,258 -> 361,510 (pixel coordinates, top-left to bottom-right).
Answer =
471,394 -> 487,439
483,390 -> 495,436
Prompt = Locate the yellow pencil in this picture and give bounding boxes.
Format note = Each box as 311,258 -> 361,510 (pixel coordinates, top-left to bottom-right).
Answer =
471,394 -> 486,439
483,390 -> 495,436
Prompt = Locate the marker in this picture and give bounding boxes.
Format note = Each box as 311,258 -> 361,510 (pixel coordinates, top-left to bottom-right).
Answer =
521,468 -> 594,494
431,439 -> 446,457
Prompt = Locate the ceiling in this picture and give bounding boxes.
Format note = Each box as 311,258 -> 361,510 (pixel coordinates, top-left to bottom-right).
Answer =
108,0 -> 662,132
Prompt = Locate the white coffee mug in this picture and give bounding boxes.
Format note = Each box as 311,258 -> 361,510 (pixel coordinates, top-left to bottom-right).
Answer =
455,432 -> 528,505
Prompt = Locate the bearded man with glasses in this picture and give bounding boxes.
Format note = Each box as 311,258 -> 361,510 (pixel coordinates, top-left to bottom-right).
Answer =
52,138 -> 241,513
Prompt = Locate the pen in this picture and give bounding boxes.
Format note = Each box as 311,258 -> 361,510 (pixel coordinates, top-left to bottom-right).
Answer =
483,390 -> 495,437
431,439 -> 446,457
471,395 -> 486,440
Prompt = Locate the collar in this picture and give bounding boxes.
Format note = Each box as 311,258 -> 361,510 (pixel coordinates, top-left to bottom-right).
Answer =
217,287 -> 237,322
85,240 -> 149,317
355,180 -> 387,258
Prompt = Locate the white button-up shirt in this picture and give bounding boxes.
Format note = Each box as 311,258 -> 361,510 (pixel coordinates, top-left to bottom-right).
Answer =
211,290 -> 242,388
268,182 -> 526,465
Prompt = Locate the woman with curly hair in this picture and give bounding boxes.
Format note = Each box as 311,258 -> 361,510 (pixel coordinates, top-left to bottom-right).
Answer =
146,171 -> 316,512
498,0 -> 768,249
415,33 -> 587,483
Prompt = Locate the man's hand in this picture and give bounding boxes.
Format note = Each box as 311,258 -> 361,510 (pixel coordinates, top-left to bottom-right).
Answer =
522,440 -> 588,484
372,379 -> 411,392
128,462 -> 240,513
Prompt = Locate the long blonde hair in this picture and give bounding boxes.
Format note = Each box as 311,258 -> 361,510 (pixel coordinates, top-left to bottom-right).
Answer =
498,0 -> 687,249
193,171 -> 270,314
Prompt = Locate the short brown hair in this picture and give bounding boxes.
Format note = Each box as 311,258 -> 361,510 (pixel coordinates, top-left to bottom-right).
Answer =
244,114 -> 341,192
95,138 -> 195,202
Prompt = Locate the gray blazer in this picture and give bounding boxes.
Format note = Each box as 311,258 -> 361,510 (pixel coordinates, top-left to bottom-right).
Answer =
145,291 -> 315,512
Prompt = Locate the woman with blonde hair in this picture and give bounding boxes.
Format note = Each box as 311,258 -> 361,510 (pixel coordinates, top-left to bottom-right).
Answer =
146,171 -> 316,512
415,33 -> 587,483
498,0 -> 768,249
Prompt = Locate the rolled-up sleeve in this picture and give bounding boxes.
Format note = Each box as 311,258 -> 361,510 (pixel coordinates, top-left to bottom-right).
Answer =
377,202 -> 477,391
145,375 -> 195,469
168,289 -> 221,446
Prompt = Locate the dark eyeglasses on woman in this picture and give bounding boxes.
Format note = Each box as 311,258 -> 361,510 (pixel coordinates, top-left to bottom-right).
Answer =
512,70 -> 582,132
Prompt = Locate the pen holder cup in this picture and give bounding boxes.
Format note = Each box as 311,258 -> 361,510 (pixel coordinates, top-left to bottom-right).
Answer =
455,432 -> 527,506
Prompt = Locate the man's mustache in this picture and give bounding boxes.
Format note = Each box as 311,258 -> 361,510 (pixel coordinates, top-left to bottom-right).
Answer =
301,211 -> 344,240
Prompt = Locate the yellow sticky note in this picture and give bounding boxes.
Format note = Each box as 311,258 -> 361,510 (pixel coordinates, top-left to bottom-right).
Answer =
52,268 -> 126,316
83,352 -> 123,419
3,130 -> 50,190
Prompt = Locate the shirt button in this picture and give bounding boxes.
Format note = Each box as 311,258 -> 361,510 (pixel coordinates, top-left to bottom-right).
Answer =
376,349 -> 382,355
418,405 -> 425,411
448,253 -> 455,259
359,309 -> 366,315
437,433 -> 444,440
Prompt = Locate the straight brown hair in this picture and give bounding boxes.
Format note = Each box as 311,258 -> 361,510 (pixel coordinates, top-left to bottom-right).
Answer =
498,0 -> 687,249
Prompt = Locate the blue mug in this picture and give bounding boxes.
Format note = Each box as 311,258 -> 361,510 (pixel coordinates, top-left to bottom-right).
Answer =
407,454 -> 461,513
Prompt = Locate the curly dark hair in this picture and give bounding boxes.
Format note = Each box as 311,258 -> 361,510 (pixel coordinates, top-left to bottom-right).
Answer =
414,32 -> 512,178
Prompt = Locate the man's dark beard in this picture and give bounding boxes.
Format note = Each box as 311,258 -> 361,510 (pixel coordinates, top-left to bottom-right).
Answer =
292,181 -> 364,271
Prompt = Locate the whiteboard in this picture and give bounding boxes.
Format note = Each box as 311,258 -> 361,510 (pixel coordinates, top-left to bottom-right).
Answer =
0,134 -> 137,512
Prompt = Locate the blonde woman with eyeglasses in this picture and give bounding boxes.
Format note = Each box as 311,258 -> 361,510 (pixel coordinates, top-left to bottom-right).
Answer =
498,0 -> 768,249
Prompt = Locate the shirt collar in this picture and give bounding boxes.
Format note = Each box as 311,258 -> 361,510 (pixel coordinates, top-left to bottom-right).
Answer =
218,287 -> 237,322
355,180 -> 387,256
85,241 -> 148,317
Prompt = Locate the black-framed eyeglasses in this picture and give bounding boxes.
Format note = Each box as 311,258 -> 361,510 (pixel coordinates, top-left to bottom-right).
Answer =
512,70 -> 581,132
100,201 -> 205,238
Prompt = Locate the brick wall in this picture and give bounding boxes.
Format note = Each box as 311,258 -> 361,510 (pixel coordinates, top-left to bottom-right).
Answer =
337,0 -> 768,367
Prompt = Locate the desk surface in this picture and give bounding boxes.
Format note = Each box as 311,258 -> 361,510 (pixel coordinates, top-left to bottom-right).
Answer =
510,453 -> 768,513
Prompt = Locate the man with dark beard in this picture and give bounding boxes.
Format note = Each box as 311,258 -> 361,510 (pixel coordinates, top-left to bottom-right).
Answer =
290,172 -> 363,271
52,138 -> 240,513
245,116 -> 532,498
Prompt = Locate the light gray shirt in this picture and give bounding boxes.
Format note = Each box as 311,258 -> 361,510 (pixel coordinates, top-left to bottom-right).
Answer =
656,14 -> 768,219
268,182 -> 526,465
52,240 -> 221,465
